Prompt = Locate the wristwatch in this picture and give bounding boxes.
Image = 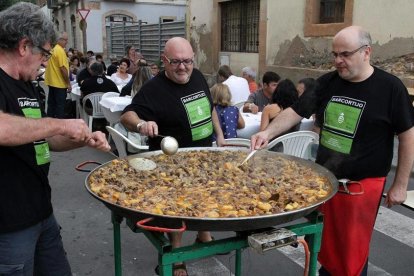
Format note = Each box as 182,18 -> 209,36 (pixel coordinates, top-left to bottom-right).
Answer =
136,121 -> 146,132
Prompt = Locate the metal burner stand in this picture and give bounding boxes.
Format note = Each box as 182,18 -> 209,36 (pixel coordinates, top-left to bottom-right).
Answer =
110,211 -> 323,276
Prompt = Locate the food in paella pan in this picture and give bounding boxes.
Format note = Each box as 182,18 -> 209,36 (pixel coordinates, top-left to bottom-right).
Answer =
88,150 -> 332,218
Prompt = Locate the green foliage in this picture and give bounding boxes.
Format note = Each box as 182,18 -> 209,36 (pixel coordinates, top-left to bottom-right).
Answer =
0,0 -> 37,12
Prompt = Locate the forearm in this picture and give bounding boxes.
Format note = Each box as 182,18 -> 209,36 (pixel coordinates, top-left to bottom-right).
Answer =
393,128 -> 414,189
120,111 -> 141,132
212,108 -> 224,140
47,135 -> 85,151
264,107 -> 303,139
0,112 -> 64,146
60,66 -> 70,87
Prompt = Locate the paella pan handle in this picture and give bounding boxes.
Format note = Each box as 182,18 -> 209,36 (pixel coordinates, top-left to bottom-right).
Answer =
75,161 -> 102,172
136,217 -> 187,233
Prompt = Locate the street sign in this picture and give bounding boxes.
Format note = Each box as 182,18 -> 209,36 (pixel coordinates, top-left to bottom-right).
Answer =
77,9 -> 90,21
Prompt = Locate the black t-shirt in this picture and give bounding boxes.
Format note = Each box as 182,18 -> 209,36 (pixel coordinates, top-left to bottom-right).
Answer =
80,75 -> 119,101
76,68 -> 92,84
123,69 -> 214,151
0,69 -> 52,233
294,67 -> 414,180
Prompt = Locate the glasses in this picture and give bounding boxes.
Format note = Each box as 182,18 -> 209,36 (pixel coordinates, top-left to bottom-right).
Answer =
32,45 -> 53,61
332,45 -> 368,59
164,56 -> 194,67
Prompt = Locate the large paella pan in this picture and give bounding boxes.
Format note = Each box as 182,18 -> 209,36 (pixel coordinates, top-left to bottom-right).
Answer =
85,147 -> 338,231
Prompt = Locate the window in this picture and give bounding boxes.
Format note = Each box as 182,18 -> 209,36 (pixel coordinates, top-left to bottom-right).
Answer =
304,0 -> 353,37
320,0 -> 345,23
220,0 -> 259,53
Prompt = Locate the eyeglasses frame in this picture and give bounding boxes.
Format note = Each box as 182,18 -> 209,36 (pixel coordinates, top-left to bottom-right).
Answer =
332,45 -> 368,59
164,56 -> 194,67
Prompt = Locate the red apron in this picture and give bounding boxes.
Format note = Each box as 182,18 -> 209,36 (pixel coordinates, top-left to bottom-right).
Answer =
318,177 -> 385,276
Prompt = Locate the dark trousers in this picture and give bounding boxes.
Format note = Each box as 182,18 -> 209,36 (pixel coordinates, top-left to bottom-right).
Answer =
47,86 -> 67,118
0,214 -> 71,276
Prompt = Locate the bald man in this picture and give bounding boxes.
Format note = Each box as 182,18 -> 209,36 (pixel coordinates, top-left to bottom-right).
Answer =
121,37 -> 224,276
252,26 -> 414,275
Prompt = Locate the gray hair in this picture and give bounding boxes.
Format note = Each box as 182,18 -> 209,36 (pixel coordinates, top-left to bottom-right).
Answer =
241,66 -> 256,78
89,62 -> 104,76
358,29 -> 372,47
0,2 -> 56,50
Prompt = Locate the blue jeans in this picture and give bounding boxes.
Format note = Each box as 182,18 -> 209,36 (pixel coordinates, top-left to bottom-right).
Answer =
47,86 -> 67,118
0,214 -> 71,276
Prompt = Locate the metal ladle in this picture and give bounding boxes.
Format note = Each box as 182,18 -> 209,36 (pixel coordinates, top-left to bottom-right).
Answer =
158,135 -> 179,155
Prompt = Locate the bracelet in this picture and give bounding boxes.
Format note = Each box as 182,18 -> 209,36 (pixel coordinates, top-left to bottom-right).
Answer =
136,121 -> 146,132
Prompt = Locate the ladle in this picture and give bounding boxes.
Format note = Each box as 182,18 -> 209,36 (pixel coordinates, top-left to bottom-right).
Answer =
158,135 -> 179,155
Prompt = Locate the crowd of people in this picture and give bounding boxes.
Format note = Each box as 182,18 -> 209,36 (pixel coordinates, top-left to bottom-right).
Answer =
1,2 -> 414,276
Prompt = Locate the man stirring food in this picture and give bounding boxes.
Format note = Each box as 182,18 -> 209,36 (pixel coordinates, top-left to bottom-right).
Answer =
0,3 -> 110,275
251,26 -> 414,276
121,37 -> 225,276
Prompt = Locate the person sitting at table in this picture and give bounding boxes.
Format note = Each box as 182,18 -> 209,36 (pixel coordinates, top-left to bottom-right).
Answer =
243,71 -> 281,114
211,83 -> 245,139
241,66 -> 258,93
76,57 -> 95,85
80,62 -> 119,115
296,77 -> 318,97
260,79 -> 299,131
110,58 -> 132,88
120,60 -> 152,97
217,65 -> 250,105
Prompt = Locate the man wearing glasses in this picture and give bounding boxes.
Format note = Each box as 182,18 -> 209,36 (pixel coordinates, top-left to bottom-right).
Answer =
121,37 -> 225,276
251,26 -> 414,276
0,3 -> 110,275
44,31 -> 71,118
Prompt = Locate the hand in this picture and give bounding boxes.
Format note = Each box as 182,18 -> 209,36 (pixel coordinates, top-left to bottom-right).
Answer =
139,121 -> 158,137
86,131 -> 111,152
251,131 -> 270,150
61,119 -> 91,143
384,183 -> 407,208
250,104 -> 259,114
67,85 -> 72,92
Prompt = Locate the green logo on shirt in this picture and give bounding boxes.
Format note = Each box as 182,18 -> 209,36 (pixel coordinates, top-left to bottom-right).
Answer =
182,91 -> 213,141
19,97 -> 50,165
321,96 -> 365,154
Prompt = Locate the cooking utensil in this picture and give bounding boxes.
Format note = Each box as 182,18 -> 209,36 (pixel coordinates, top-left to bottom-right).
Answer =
85,148 -> 338,231
158,135 -> 179,155
239,149 -> 258,166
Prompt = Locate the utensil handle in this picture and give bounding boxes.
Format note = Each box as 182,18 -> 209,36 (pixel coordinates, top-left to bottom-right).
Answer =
75,161 -> 102,172
223,143 -> 250,148
136,217 -> 187,233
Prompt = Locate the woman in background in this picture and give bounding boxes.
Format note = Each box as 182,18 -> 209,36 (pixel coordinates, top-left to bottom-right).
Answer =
260,79 -> 299,131
110,58 -> 132,88
211,83 -> 245,139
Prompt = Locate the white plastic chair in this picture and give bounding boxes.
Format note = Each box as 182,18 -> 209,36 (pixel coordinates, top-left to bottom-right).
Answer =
101,92 -> 120,100
213,138 -> 251,148
266,130 -> 319,160
82,92 -> 105,130
106,126 -> 149,158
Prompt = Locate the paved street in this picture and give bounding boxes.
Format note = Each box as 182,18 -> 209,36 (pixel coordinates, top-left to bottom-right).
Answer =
49,146 -> 414,276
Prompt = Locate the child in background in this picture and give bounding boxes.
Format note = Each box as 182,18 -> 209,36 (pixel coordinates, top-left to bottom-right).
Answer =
210,83 -> 245,139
